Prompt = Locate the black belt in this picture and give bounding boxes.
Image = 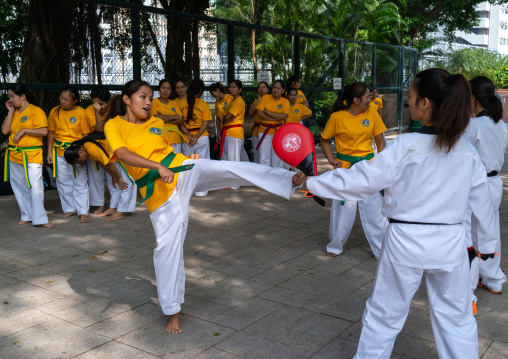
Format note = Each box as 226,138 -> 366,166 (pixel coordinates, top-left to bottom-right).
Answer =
487,171 -> 498,177
389,218 -> 457,225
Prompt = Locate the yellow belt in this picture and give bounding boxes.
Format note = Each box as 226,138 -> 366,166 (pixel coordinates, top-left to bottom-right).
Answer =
4,145 -> 43,188
166,125 -> 187,143
53,140 -> 75,178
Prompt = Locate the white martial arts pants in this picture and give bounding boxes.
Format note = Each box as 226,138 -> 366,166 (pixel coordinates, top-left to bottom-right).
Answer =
105,162 -> 137,212
221,136 -> 250,190
328,193 -> 387,258
181,136 -> 210,196
9,161 -> 49,225
467,175 -> 505,300
257,133 -> 285,168
354,244 -> 477,359
171,143 -> 183,154
149,159 -> 296,315
251,134 -> 259,163
55,155 -> 89,215
87,158 -> 105,207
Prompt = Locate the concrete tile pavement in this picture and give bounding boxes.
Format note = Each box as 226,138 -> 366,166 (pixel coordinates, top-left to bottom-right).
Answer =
0,150 -> 507,358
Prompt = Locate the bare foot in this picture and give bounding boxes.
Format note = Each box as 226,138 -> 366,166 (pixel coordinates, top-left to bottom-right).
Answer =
327,252 -> 338,257
94,206 -> 105,214
105,212 -> 125,222
222,187 -> 234,190
165,313 -> 182,333
292,172 -> 306,186
18,220 -> 31,225
97,208 -> 117,218
35,223 -> 54,228
80,214 -> 90,223
62,212 -> 77,218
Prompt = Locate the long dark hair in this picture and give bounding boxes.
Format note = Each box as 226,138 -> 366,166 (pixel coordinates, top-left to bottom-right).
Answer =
8,83 -> 37,106
186,78 -> 205,122
209,82 -> 226,94
470,76 -> 502,123
63,132 -> 108,165
105,80 -> 152,121
413,68 -> 471,152
331,82 -> 368,113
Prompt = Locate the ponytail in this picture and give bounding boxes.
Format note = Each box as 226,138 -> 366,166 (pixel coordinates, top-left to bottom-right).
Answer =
330,82 -> 368,114
413,69 -> 471,152
470,76 -> 503,123
64,132 -> 108,165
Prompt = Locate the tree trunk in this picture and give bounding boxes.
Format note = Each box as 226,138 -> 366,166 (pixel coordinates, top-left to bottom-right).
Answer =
89,3 -> 103,84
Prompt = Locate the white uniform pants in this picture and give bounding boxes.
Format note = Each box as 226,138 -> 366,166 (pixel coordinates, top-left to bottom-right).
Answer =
171,143 -> 182,154
354,246 -> 477,359
181,136 -> 210,196
467,175 -> 505,299
257,133 -> 285,168
87,158 -> 105,207
251,134 -> 259,163
221,136 -> 250,190
105,162 -> 137,213
328,193 -> 387,258
150,159 -> 296,315
10,161 -> 49,225
55,155 -> 89,215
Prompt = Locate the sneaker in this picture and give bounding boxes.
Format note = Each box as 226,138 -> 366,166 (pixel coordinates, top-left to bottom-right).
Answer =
478,279 -> 502,294
472,301 -> 477,317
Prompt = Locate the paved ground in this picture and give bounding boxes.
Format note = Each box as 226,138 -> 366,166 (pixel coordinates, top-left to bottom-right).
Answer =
1,149 -> 507,359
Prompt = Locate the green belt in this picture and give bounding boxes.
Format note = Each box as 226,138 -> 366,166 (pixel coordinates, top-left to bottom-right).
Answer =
53,140 -> 74,178
336,152 -> 374,205
135,152 -> 195,206
4,145 -> 43,188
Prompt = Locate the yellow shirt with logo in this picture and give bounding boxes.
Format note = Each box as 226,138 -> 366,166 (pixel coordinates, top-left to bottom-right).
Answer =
223,96 -> 245,139
150,98 -> 183,144
85,105 -> 106,132
179,98 -> 211,139
83,139 -> 110,166
255,95 -> 290,136
321,107 -> 386,168
48,106 -> 90,156
287,103 -> 312,124
215,94 -> 234,123
105,115 -> 188,213
8,104 -> 47,165
370,97 -> 383,110
297,90 -> 307,104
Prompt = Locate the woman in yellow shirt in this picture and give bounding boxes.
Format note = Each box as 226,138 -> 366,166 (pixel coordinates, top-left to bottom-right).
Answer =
151,79 -> 185,153
47,86 -> 91,223
286,75 -> 309,107
85,86 -> 111,214
1,83 -> 53,228
178,78 -> 212,196
103,80 -> 304,334
320,82 -> 388,258
209,82 -> 233,138
63,134 -> 136,222
370,88 -> 383,118
286,87 -> 312,124
248,81 -> 269,163
255,80 -> 290,168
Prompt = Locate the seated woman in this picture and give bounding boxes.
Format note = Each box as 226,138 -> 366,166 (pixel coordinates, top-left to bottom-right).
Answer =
103,80 -> 305,334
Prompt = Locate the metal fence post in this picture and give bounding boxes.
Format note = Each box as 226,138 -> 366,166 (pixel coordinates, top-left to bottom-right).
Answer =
131,6 -> 141,80
372,44 -> 376,88
397,47 -> 405,134
339,41 -> 345,89
294,34 -> 300,78
227,25 -> 235,84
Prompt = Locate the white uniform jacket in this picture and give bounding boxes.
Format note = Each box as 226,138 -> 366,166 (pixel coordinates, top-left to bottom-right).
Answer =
307,133 -> 499,261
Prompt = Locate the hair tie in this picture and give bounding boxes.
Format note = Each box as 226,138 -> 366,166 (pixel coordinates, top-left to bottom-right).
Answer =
495,92 -> 501,100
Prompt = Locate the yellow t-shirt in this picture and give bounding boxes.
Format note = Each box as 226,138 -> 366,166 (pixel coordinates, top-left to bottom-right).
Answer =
7,104 -> 47,165
180,98 -> 211,139
321,107 -> 386,168
150,98 -> 183,144
85,105 -> 106,132
104,115 -> 189,213
370,97 -> 383,110
255,95 -> 290,136
287,103 -> 312,124
83,139 -> 110,166
215,94 -> 234,123
48,106 -> 90,156
223,96 -> 245,139
297,90 -> 307,104
251,99 -> 263,137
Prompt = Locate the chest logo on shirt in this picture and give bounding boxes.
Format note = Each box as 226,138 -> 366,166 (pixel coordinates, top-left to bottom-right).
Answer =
282,133 -> 302,153
294,109 -> 300,114
362,119 -> 370,127
20,116 -> 28,123
149,127 -> 162,135
224,102 -> 228,107
171,107 -> 176,112
375,101 -> 379,105
277,104 -> 282,109
69,117 -> 77,124
299,95 -> 303,98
